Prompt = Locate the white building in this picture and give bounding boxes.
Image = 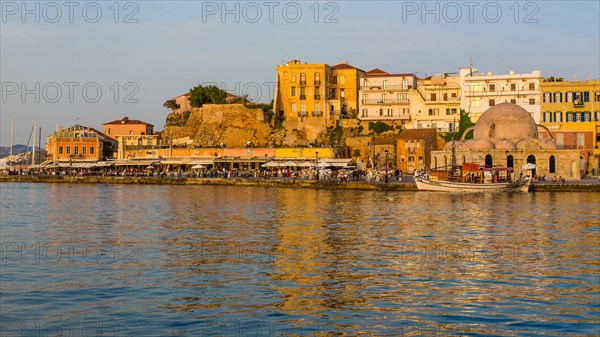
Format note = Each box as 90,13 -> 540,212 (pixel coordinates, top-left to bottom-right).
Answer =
459,68 -> 542,123
358,69 -> 416,121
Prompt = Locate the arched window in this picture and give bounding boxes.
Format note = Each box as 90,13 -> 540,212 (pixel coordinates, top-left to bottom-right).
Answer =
507,155 -> 514,168
488,123 -> 496,138
485,154 -> 493,167
527,155 -> 536,176
434,157 -> 438,169
549,156 -> 556,173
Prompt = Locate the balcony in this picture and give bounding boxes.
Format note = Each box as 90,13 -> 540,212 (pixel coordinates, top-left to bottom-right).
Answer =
361,99 -> 409,105
359,114 -> 411,121
314,94 -> 321,100
360,85 -> 411,91
299,80 -> 306,86
299,94 -> 306,100
311,111 -> 323,117
297,111 -> 307,117
573,101 -> 584,108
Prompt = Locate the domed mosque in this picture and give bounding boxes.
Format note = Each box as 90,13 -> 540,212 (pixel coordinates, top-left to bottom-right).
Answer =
431,103 -> 581,180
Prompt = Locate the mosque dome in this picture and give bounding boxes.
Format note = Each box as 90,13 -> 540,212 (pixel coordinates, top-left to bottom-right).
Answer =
493,138 -> 516,150
516,138 -> 541,150
473,103 -> 538,140
463,138 -> 495,150
538,138 -> 558,150
444,140 -> 465,151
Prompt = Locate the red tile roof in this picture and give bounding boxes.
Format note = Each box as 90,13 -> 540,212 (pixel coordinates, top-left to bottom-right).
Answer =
103,117 -> 154,127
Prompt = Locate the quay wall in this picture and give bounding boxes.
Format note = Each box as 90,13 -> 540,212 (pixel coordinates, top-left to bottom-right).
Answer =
2,176 -> 599,192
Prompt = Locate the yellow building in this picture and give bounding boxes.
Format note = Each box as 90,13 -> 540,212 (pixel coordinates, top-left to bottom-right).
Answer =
274,60 -> 364,142
407,73 -> 461,132
541,79 -> 600,176
116,135 -> 161,160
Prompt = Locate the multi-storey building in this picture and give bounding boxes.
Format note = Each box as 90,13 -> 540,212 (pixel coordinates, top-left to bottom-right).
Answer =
328,62 -> 366,119
358,69 -> 415,122
407,73 -> 461,132
540,79 -> 600,176
103,117 -> 154,137
45,125 -> 116,163
460,68 -> 542,123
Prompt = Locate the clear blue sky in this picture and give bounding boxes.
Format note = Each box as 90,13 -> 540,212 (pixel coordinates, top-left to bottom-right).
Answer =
1,0 -> 599,145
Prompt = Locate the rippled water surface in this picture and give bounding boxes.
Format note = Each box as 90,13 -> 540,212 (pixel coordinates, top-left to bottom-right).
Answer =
1,183 -> 599,336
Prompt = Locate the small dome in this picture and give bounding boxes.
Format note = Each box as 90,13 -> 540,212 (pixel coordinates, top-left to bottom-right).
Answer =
516,138 -> 541,150
444,140 -> 464,151
464,138 -> 495,149
494,138 -> 516,150
538,138 -> 557,150
473,103 -> 538,140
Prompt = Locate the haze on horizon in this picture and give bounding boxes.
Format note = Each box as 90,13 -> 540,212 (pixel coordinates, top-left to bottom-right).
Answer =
1,0 -> 599,145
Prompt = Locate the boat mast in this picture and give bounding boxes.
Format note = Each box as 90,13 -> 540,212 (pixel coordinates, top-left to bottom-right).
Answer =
9,114 -> 14,167
32,122 -> 36,166
450,117 -> 457,174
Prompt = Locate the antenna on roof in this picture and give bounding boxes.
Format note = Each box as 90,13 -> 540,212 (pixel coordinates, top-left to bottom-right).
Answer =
469,57 -> 473,76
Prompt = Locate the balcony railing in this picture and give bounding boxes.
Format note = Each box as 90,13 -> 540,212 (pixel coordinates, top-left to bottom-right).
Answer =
297,111 -> 307,117
299,80 -> 306,86
311,111 -> 323,117
361,99 -> 409,104
361,85 -> 412,91
573,101 -> 584,108
359,114 -> 411,121
299,94 -> 306,100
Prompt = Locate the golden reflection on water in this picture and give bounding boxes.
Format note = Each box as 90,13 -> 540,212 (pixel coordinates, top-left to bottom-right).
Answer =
2,183 -> 598,335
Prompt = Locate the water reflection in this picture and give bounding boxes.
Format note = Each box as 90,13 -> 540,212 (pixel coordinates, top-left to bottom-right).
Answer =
1,183 -> 598,336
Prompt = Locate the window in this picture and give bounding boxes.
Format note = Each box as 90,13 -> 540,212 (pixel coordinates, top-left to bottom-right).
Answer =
300,103 -> 305,113
314,72 -> 320,84
364,79 -> 369,87
381,93 -> 386,103
543,93 -> 552,103
362,94 -> 368,103
58,146 -> 63,155
74,146 -> 79,155
554,111 -> 562,122
549,156 -> 556,173
402,79 -> 408,90
506,155 -> 514,168
300,73 -> 306,85
577,134 -> 584,146
383,80 -> 388,90
543,112 -> 553,122
554,92 -> 562,102
300,87 -> 305,97
333,76 -> 337,84
340,89 -> 345,98
565,91 -> 572,102
446,108 -> 457,115
485,154 -> 493,167
428,108 -> 439,116
291,73 -> 296,82
66,146 -> 71,155
489,84 -> 495,92
291,103 -> 297,112
430,93 -> 437,101
584,112 -> 591,122
511,83 -> 516,91
290,87 -> 296,97
362,109 -> 367,117
90,147 -> 94,155
583,91 -> 590,102
379,109 -> 383,116
470,82 -> 481,92
451,93 -> 457,98
314,102 -> 319,113
567,113 -> 574,122
556,134 -> 563,147
529,98 -> 536,105
529,83 -> 535,90
595,92 -> 600,102
82,147 -> 86,155
489,99 -> 495,106
470,98 -> 480,107
510,99 -> 517,104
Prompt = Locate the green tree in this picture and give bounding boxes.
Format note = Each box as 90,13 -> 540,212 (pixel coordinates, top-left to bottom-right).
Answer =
189,85 -> 227,108
442,109 -> 475,142
163,99 -> 180,112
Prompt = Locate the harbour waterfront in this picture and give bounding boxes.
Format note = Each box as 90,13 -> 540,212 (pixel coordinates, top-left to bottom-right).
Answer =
1,183 -> 599,336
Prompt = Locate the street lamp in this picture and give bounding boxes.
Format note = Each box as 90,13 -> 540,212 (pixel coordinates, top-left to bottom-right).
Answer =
315,151 -> 319,181
384,149 -> 389,183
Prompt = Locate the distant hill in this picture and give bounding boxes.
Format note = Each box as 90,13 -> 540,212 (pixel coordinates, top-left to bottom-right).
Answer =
0,145 -> 44,158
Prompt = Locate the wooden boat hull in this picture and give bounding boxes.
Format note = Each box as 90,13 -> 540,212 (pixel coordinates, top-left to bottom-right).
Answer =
414,175 -> 531,192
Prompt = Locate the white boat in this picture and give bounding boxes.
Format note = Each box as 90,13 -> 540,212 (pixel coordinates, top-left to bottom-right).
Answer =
414,172 -> 531,192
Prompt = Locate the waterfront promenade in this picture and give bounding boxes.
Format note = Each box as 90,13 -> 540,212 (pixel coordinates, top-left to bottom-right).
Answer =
2,175 -> 599,192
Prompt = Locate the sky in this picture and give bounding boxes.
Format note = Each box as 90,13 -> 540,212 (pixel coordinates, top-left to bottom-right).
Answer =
1,0 -> 599,145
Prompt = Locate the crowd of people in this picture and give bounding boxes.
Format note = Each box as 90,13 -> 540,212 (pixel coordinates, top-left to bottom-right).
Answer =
5,166 -> 410,183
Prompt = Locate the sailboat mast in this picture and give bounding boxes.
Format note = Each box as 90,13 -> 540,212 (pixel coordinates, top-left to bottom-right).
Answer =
32,122 -> 36,166
9,114 -> 14,166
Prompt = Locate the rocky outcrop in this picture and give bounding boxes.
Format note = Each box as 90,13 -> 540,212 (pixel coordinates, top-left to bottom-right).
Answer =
164,104 -> 272,147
